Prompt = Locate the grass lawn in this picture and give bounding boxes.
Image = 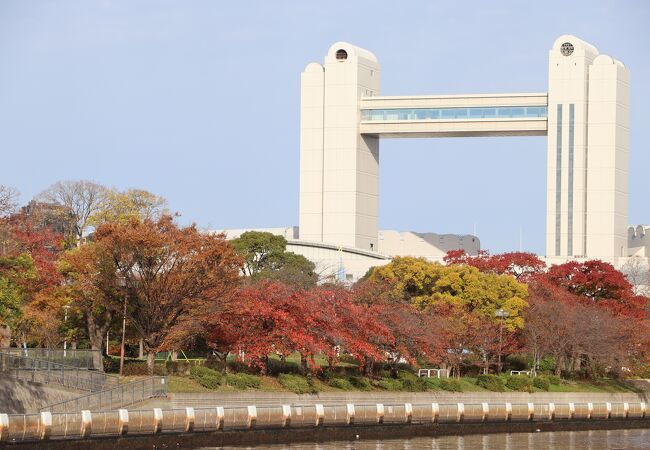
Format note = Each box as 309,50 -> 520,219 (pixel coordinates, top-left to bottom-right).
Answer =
549,378 -> 640,393
146,373 -> 642,394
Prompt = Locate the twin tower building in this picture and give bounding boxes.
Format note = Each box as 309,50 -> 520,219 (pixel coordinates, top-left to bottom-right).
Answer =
299,35 -> 633,264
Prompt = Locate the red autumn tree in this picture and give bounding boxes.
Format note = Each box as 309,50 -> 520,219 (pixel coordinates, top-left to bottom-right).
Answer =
541,260 -> 647,319
445,249 -> 545,281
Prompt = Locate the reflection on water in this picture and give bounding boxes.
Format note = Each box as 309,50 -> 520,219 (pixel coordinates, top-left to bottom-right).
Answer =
204,429 -> 650,450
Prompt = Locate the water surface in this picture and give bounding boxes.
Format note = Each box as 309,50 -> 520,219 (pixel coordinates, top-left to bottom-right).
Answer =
202,429 -> 650,449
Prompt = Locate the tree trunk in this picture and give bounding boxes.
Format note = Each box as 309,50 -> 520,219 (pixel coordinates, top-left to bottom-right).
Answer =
139,339 -> 144,359
87,311 -> 110,372
0,325 -> 11,348
363,357 -> 374,377
300,353 -> 308,375
147,351 -> 155,375
554,356 -> 563,376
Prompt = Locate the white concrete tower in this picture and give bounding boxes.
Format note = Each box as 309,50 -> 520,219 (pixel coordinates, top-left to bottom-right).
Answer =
546,35 -> 629,262
299,43 -> 381,250
586,54 -> 629,259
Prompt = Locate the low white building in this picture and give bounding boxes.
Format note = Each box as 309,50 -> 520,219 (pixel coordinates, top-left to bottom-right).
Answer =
216,227 -> 480,282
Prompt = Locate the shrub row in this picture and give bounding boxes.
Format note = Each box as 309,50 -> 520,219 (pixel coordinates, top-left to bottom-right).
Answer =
474,374 -> 560,392
225,373 -> 261,389
189,366 -> 222,389
278,374 -> 315,394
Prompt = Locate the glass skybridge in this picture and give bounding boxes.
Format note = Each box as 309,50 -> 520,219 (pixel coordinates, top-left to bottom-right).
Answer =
361,105 -> 548,122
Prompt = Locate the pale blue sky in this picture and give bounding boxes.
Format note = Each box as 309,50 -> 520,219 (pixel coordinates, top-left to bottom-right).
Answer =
1,0 -> 648,254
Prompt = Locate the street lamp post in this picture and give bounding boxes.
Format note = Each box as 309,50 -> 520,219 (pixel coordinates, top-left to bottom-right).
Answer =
63,305 -> 71,357
117,277 -> 127,377
495,308 -> 510,374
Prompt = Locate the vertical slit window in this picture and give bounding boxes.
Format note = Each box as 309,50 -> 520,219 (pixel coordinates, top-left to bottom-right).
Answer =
555,104 -> 563,256
568,104 -> 575,256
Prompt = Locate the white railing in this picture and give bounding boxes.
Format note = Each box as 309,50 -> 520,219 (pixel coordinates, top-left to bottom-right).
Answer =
417,368 -> 449,378
0,401 -> 646,443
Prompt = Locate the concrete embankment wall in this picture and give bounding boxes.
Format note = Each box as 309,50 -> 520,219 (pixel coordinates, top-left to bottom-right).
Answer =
4,419 -> 650,450
0,377 -> 83,413
136,390 -> 649,410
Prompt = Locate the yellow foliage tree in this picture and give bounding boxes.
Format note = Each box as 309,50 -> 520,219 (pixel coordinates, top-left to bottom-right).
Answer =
89,189 -> 168,226
369,257 -> 528,330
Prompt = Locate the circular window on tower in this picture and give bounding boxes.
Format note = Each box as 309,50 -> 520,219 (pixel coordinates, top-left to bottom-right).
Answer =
335,49 -> 348,61
560,42 -> 574,56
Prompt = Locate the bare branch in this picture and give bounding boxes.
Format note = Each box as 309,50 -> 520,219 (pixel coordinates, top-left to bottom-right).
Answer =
0,185 -> 19,217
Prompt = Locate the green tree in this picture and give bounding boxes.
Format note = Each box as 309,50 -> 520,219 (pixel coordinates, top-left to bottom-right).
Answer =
231,231 -> 317,287
0,254 -> 37,332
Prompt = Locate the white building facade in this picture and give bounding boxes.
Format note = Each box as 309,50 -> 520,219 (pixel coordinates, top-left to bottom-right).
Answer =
299,36 -> 644,266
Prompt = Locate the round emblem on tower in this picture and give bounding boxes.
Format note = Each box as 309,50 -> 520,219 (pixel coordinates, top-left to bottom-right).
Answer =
560,42 -> 574,56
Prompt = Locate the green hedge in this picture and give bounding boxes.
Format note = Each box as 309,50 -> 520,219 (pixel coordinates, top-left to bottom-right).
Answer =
439,378 -> 463,392
475,374 -> 506,392
329,378 -> 354,390
398,371 -> 426,392
225,373 -> 261,389
376,378 -> 404,391
547,375 -> 561,385
189,366 -> 222,389
533,376 -> 550,391
278,374 -> 315,394
506,375 -> 534,392
348,376 -> 372,391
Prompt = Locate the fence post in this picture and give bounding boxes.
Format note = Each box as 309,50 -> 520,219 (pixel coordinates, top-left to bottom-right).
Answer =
0,414 -> 8,442
118,409 -> 129,435
314,404 -> 324,426
247,406 -> 257,429
216,407 -> 224,430
39,412 -> 52,440
80,410 -> 92,438
185,407 -> 195,432
153,408 -> 163,434
281,405 -> 292,427
376,404 -> 384,424
481,403 -> 489,422
431,403 -> 439,423
346,404 -> 355,425
404,403 -> 413,423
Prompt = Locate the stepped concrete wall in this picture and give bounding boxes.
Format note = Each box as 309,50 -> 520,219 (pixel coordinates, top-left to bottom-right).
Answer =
0,377 -> 83,413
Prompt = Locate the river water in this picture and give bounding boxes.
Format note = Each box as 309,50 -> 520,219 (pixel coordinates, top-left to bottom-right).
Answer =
202,429 -> 650,449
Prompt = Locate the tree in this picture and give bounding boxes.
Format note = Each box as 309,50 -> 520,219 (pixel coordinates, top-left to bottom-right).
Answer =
369,257 -> 528,330
543,260 -> 647,319
0,213 -> 65,347
524,282 -> 637,377
0,185 -> 19,218
60,240 -> 121,368
37,180 -> 108,244
0,254 -> 37,344
231,231 -> 318,287
89,188 -> 168,226
445,250 -> 546,281
92,217 -> 241,373
621,256 -> 650,297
